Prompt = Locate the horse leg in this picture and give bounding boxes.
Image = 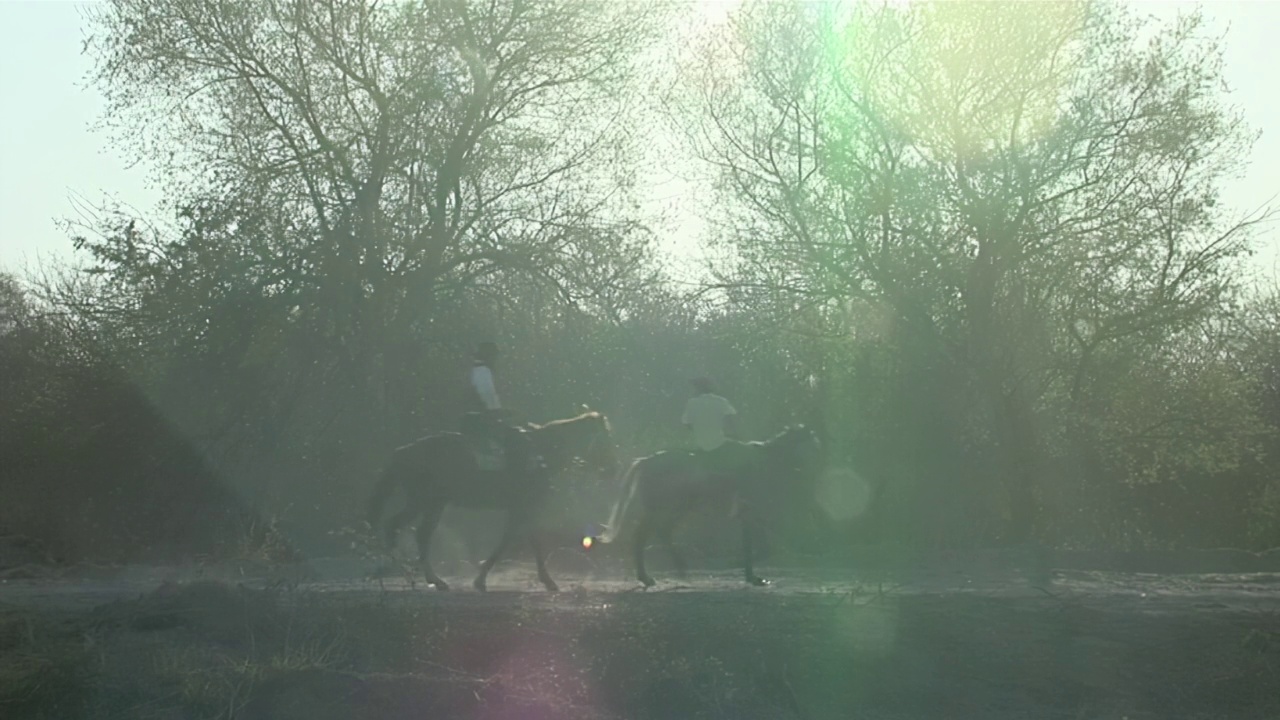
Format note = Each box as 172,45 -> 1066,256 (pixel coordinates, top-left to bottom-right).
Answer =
384,506 -> 419,551
655,516 -> 688,580
415,503 -> 449,591
528,532 -> 559,593
665,540 -> 689,581
474,512 -> 521,592
634,513 -> 657,588
742,520 -> 770,587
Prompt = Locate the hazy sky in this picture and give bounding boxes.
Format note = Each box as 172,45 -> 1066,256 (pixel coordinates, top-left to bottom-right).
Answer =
2,0 -> 1278,279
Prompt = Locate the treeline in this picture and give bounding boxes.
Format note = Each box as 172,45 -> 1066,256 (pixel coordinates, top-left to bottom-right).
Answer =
2,0 -> 1278,564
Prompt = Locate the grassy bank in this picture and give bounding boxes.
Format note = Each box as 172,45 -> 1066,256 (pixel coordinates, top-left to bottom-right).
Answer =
2,575 -> 1279,719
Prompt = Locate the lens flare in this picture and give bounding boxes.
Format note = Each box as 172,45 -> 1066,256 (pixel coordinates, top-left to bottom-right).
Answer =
815,466 -> 872,522
581,536 -> 594,550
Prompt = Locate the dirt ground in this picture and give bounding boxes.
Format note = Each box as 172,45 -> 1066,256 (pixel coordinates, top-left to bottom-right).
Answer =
2,548 -> 1279,719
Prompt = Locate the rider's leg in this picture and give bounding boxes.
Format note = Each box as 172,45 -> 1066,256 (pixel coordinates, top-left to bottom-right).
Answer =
506,426 -> 531,472
483,411 -> 504,453
459,411 -> 484,437
710,444 -> 747,517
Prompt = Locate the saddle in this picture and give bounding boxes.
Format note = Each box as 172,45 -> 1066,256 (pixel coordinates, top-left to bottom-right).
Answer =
467,437 -> 507,472
692,443 -> 749,479
459,411 -> 510,471
460,428 -> 544,474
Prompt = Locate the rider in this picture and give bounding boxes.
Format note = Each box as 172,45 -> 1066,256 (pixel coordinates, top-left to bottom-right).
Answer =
682,376 -> 746,515
462,341 -> 529,474
470,341 -> 503,416
683,376 -> 736,452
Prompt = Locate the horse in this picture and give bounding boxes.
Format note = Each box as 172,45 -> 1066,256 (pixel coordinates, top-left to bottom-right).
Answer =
366,410 -> 619,592
593,425 -> 821,588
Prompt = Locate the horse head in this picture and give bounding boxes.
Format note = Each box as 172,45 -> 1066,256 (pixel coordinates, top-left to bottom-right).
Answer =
530,407 -> 620,479
577,410 -> 620,479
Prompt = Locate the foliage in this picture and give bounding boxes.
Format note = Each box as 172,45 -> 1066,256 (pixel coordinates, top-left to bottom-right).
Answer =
0,273 -> 250,563
670,0 -> 1276,546
3,0 -> 1279,561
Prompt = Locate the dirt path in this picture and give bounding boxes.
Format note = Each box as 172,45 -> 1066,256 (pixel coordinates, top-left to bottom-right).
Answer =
3,556 -> 1278,719
4,552 -> 1280,609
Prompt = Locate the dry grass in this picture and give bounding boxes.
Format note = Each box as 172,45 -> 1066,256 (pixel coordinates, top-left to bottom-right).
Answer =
0,607 -> 95,718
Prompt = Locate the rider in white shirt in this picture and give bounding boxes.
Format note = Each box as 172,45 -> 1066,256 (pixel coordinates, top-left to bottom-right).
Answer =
462,341 -> 521,470
683,377 -> 746,516
470,355 -> 502,413
682,376 -> 737,451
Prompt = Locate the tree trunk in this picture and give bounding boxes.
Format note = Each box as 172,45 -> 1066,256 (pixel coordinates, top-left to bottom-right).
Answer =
966,231 -> 1039,543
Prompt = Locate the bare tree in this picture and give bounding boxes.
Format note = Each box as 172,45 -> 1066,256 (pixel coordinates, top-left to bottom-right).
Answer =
674,0 -> 1272,541
82,0 -> 666,356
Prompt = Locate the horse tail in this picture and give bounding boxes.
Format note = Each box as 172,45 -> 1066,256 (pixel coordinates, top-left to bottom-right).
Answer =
598,458 -> 643,544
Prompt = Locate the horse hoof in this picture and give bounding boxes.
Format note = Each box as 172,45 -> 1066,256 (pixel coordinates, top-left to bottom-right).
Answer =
639,575 -> 656,588
747,576 -> 770,587
473,579 -> 487,592
543,580 -> 560,593
432,580 -> 451,591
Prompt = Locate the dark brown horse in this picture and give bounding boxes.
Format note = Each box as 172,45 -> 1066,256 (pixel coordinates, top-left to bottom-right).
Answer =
594,425 -> 821,587
366,411 -> 619,591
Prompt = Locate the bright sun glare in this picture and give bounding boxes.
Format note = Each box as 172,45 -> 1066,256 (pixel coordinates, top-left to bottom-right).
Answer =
694,0 -> 744,26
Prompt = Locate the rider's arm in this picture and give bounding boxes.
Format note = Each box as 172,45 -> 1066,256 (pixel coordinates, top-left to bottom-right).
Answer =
471,366 -> 502,411
722,398 -> 738,438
